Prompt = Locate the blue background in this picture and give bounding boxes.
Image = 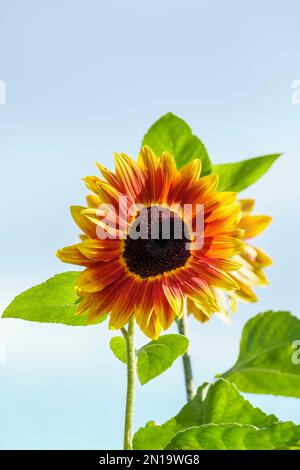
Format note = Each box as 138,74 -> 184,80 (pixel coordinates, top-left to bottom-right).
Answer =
0,0 -> 299,449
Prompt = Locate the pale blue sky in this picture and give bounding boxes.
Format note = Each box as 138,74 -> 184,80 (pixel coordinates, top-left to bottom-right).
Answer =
0,0 -> 300,449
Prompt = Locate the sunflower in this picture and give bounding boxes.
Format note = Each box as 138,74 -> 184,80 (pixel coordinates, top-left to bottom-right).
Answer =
57,146 -> 245,338
187,198 -> 272,323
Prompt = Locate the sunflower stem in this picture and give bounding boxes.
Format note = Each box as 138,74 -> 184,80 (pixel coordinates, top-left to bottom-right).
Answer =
176,313 -> 195,402
123,317 -> 136,450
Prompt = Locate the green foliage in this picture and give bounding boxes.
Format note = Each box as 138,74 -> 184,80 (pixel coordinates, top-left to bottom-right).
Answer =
2,272 -> 105,326
165,422 -> 300,450
137,334 -> 189,385
142,112 -> 212,175
212,154 -> 281,192
133,378 -> 281,450
143,113 -> 281,193
110,336 -> 127,364
109,334 -> 188,385
221,311 -> 300,397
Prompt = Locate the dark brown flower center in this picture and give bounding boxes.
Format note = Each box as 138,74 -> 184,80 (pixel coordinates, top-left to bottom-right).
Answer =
123,206 -> 191,278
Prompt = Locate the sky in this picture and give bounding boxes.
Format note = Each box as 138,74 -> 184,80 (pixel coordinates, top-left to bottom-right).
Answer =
0,0 -> 300,449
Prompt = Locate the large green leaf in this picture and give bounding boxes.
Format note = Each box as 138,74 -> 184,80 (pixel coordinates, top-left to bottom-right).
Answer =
165,422 -> 300,450
137,334 -> 189,385
110,336 -> 127,364
142,112 -> 212,175
133,379 -> 278,450
221,311 -> 300,397
2,272 -> 105,326
212,153 -> 281,192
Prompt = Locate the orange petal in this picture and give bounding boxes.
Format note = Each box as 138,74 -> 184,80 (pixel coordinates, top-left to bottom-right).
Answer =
109,277 -> 139,329
171,174 -> 219,205
78,278 -> 126,319
114,153 -> 145,201
134,281 -> 155,330
76,292 -> 110,320
175,271 -> 220,313
138,146 -> 160,203
189,259 -> 239,291
77,260 -> 125,292
162,275 -> 184,318
158,151 -> 177,203
168,159 -> 201,204
151,277 -> 176,330
135,282 -> 163,339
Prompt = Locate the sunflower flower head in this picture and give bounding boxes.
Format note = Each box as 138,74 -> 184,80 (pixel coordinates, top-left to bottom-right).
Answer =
57,146 -> 246,338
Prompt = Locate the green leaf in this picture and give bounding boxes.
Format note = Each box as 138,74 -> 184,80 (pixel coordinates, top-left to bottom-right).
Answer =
165,422 -> 300,450
212,153 -> 281,192
110,334 -> 189,380
142,112 -> 212,175
2,272 -> 106,326
133,420 -> 179,451
221,311 -> 300,397
110,336 -> 127,364
137,334 -> 189,385
133,378 -> 278,450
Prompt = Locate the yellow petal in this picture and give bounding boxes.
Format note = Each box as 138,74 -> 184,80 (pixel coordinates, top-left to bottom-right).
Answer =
70,205 -> 96,238
239,215 -> 272,239
86,194 -> 101,208
56,244 -> 94,266
239,199 -> 255,214
180,159 -> 202,181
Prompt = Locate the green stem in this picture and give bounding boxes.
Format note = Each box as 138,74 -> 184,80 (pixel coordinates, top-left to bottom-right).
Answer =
176,313 -> 195,402
122,317 -> 136,450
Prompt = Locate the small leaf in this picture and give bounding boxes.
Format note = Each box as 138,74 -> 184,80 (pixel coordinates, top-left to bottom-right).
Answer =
137,334 -> 189,385
133,378 -> 277,450
221,311 -> 300,397
2,272 -> 106,326
142,112 -> 212,175
212,153 -> 281,192
133,420 -> 179,451
165,422 -> 300,450
110,336 -> 127,364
